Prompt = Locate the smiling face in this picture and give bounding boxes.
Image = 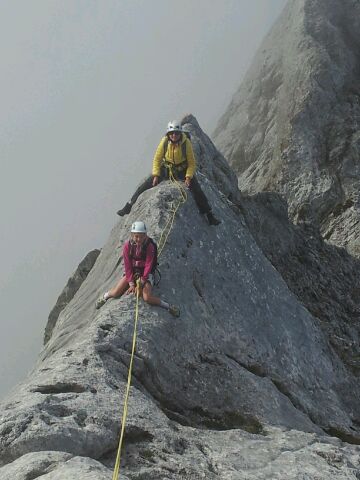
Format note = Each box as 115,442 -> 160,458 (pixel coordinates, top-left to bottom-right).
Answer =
132,232 -> 146,245
168,131 -> 181,142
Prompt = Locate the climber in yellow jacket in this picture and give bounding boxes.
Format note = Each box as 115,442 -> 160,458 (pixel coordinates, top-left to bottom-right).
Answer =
152,128 -> 196,185
117,120 -> 220,225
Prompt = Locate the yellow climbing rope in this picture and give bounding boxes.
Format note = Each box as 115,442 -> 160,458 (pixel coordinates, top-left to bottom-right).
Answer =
111,277 -> 140,480
112,168 -> 187,480
157,166 -> 188,256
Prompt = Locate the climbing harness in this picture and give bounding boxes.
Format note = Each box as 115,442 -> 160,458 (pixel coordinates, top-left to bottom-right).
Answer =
162,159 -> 187,174
111,167 -> 187,480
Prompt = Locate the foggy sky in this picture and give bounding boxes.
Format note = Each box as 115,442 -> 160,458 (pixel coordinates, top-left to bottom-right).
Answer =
0,0 -> 287,399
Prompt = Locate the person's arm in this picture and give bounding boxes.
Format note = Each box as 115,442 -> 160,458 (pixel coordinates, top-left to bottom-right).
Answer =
123,241 -> 134,286
185,138 -> 196,179
141,241 -> 156,285
152,137 -> 166,177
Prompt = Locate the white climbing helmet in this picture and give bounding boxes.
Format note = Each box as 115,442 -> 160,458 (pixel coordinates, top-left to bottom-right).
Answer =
166,120 -> 182,134
131,221 -> 147,234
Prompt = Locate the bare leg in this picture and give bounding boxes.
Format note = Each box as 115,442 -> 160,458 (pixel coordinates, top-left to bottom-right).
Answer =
95,276 -> 129,309
97,278 -> 180,316
141,283 -> 180,317
108,276 -> 129,298
142,282 -> 161,306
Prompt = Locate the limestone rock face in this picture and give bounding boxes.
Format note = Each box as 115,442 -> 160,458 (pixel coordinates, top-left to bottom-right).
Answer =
239,192 -> 360,376
44,249 -> 101,344
0,116 -> 359,479
213,0 -> 360,257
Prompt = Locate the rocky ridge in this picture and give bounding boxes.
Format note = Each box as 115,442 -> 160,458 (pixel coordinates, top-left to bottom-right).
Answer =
213,0 -> 360,258
44,249 -> 100,344
0,115 -> 359,479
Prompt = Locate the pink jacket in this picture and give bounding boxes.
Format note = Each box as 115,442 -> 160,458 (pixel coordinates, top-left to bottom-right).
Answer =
123,238 -> 156,285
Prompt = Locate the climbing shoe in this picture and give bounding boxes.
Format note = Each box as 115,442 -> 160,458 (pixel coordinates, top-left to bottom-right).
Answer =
169,305 -> 180,318
95,296 -> 107,310
206,212 -> 221,226
117,202 -> 132,217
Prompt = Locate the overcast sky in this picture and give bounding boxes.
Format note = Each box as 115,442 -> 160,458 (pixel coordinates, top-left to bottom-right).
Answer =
0,0 -> 287,399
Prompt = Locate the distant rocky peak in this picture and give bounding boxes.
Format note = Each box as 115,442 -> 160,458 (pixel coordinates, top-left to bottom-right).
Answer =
213,0 -> 360,257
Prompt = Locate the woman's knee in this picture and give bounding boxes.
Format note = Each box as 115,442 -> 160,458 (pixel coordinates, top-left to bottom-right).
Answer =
112,277 -> 128,297
142,285 -> 151,302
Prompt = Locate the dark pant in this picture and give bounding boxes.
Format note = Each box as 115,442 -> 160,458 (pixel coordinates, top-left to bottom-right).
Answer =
129,167 -> 211,214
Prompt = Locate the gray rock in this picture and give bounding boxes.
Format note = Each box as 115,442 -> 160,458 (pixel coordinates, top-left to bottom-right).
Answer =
0,452 -> 115,480
239,191 -> 360,376
1,428 -> 359,479
44,249 -> 100,344
213,0 -> 360,257
181,114 -> 241,204
0,115 -> 359,479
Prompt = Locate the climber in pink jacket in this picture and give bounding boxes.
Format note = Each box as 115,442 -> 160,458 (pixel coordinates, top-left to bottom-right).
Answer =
122,236 -> 156,288
95,221 -> 180,317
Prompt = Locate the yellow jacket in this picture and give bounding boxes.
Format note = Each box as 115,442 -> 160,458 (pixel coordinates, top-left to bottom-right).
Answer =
152,133 -> 196,179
